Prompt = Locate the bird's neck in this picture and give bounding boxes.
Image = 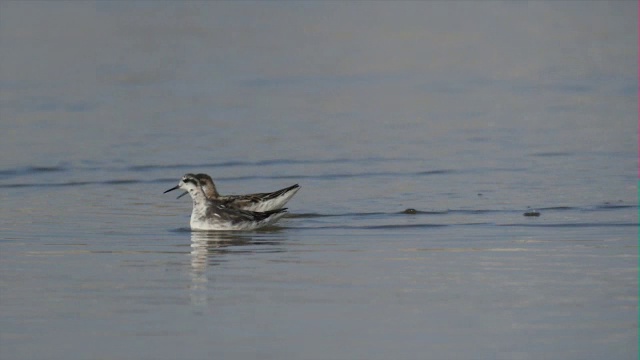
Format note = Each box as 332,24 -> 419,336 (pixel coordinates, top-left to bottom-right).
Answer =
189,188 -> 208,209
205,184 -> 220,198
189,190 -> 209,225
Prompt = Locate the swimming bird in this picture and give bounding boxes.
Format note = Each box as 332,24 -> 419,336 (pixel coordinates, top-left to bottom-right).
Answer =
164,174 -> 288,231
176,173 -> 300,212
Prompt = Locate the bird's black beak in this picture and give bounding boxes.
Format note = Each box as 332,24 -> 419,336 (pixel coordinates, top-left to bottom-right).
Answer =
163,185 -> 180,194
176,191 -> 189,199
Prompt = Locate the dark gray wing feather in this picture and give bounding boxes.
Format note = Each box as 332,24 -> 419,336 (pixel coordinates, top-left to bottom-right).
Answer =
220,184 -> 300,205
205,199 -> 287,224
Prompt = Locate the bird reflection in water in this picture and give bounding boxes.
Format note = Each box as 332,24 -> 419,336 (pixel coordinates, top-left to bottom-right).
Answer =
188,230 -> 287,307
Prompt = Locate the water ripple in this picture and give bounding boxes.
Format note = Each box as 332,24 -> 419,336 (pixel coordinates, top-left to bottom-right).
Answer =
0,169 -> 457,188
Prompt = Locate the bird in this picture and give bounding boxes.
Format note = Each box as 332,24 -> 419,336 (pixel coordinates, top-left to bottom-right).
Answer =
176,173 -> 300,212
164,174 -> 288,231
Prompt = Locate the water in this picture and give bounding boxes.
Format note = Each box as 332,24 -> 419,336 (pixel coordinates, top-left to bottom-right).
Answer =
0,2 -> 637,360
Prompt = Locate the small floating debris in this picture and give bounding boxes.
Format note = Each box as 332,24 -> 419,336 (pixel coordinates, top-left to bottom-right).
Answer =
523,210 -> 541,217
403,208 -> 418,215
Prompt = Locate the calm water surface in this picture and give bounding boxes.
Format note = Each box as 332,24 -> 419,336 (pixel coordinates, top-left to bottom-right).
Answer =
0,2 -> 637,360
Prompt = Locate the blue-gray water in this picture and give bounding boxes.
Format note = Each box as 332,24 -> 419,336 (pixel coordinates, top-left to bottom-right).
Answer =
0,2 -> 637,360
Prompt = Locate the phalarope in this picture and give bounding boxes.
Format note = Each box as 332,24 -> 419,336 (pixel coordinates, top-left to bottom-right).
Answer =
176,173 -> 300,212
164,174 -> 288,231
